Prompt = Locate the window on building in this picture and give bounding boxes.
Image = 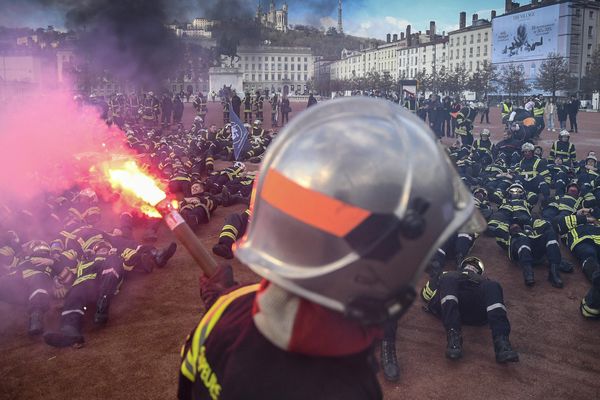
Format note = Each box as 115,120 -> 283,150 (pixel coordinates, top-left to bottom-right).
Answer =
298,74 -> 301,80
291,57 -> 295,62
422,55 -> 426,63
462,49 -> 466,58
284,57 -> 288,62
304,64 -> 308,71
251,74 -> 255,80
278,73 -> 281,80
588,26 -> 593,38
483,46 -> 487,56
463,36 -> 466,45
470,34 -> 473,44
304,57 -> 308,62
272,73 -> 275,80
252,64 -> 255,70
265,74 -> 268,80
476,61 -> 480,70
304,74 -> 308,81
245,63 -> 248,70
477,33 -> 481,43
476,46 -> 480,56
277,63 -> 281,70
244,56 -> 248,60
284,64 -> 288,70
484,32 -> 488,42
590,11 -> 594,18
251,56 -> 255,61
291,64 -> 295,71
258,64 -> 262,70
469,48 -> 473,57
258,56 -> 262,61
271,63 -> 275,70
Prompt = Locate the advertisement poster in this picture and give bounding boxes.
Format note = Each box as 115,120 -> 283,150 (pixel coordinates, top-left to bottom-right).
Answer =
492,4 -> 563,64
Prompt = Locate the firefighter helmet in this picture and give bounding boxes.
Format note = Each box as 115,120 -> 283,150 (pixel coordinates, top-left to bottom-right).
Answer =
235,97 -> 485,324
460,256 -> 485,275
507,183 -> 525,199
559,130 -> 570,141
480,129 -> 490,140
27,240 -> 51,258
253,119 -> 263,127
233,161 -> 246,171
521,142 -> 535,153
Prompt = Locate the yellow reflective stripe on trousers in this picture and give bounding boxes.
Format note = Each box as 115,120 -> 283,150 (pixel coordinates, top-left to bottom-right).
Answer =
181,284 -> 260,383
73,273 -> 97,286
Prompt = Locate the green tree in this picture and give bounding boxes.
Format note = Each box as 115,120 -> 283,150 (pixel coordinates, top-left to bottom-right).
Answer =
535,52 -> 572,100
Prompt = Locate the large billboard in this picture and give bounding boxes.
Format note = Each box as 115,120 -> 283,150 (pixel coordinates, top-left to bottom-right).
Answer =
492,3 -> 572,90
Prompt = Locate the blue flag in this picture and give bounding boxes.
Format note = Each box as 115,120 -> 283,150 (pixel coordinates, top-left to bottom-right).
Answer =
229,103 -> 249,161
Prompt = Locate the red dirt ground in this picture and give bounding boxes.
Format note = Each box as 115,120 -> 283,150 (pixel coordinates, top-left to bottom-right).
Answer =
1,100 -> 600,400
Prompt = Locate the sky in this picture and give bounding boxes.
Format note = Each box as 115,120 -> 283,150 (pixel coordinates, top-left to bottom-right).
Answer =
306,0 -> 506,39
0,0 -> 507,40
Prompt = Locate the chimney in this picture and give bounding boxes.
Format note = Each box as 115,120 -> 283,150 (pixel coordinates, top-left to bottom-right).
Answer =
393,33 -> 398,41
400,32 -> 405,40
472,14 -> 479,24
406,25 -> 412,46
505,0 -> 512,12
491,10 -> 497,19
386,33 -> 391,43
430,21 -> 436,39
459,12 -> 466,29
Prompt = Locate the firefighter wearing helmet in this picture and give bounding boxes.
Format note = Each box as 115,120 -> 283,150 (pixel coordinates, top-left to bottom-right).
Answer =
549,130 -> 577,166
178,97 -> 485,399
421,256 -> 518,363
0,240 -> 67,336
472,128 -> 496,165
515,142 -> 551,205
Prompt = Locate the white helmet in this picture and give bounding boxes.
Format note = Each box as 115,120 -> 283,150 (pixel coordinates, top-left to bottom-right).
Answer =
521,142 -> 535,152
559,130 -> 570,141
235,98 -> 485,323
480,129 -> 490,139
233,161 -> 246,171
194,116 -> 203,123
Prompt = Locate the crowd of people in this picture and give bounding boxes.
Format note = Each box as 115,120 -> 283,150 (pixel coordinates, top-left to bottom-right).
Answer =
1,88 -> 599,399
0,95 -> 277,348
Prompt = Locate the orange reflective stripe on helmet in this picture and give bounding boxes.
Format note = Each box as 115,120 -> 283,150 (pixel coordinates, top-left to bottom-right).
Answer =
260,168 -> 371,237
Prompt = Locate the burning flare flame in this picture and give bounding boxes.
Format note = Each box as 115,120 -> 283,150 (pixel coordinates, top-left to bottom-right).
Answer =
104,160 -> 166,218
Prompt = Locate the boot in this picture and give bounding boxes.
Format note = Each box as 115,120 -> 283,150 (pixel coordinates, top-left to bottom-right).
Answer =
212,242 -> 234,259
548,264 -> 564,288
493,335 -> 519,363
154,242 -> 177,268
43,315 -> 84,348
219,186 -> 231,206
445,328 -> 463,360
94,295 -> 110,326
522,264 -> 535,287
28,310 -> 44,336
559,260 -> 574,273
380,340 -> 400,382
582,258 -> 599,284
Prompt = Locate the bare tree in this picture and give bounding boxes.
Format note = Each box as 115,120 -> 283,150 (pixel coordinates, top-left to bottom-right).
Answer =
468,61 -> 498,99
582,49 -> 600,97
500,63 -> 530,103
535,52 -> 572,101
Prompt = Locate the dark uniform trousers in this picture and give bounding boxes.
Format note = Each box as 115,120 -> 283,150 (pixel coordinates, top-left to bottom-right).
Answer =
509,230 -> 561,267
428,273 -> 510,338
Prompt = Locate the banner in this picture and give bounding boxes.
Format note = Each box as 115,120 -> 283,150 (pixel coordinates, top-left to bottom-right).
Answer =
492,4 -> 564,64
229,104 -> 249,161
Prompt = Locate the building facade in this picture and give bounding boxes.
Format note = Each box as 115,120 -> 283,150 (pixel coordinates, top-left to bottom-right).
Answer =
256,1 -> 288,32
448,14 -> 492,73
233,45 -> 313,94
